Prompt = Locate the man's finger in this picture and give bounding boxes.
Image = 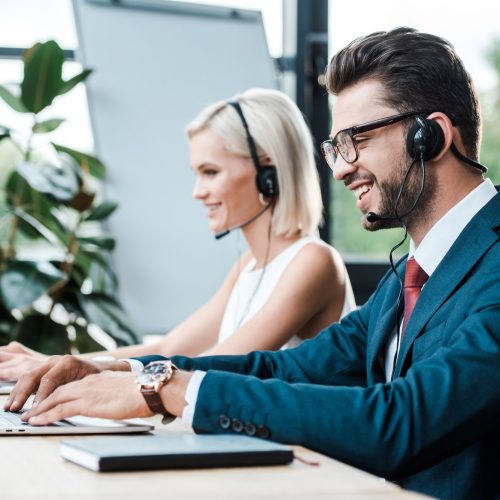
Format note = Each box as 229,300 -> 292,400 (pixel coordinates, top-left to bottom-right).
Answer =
4,374 -> 40,412
23,379 -> 79,420
4,358 -> 60,411
33,373 -> 61,407
28,401 -> 81,426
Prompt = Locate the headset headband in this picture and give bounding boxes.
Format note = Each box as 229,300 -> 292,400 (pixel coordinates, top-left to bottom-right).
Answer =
226,100 -> 262,173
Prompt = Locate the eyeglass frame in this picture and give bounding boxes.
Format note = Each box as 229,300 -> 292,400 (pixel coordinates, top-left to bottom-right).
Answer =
321,110 -> 432,167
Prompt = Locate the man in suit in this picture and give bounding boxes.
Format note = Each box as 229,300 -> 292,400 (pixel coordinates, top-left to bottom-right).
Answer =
7,27 -> 500,499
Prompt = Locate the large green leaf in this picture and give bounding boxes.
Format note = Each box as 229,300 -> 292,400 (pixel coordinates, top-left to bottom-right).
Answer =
52,143 -> 106,179
73,248 -> 117,296
21,41 -> 64,114
16,160 -> 79,202
0,125 -> 11,142
0,260 -> 67,310
5,171 -> 68,244
0,85 -> 29,113
78,293 -> 140,346
14,313 -> 71,354
76,247 -> 118,287
72,323 -> 106,353
78,235 -> 116,251
57,288 -> 85,317
0,302 -> 15,346
58,69 -> 93,96
84,201 -> 118,221
32,118 -> 65,134
13,207 -> 61,246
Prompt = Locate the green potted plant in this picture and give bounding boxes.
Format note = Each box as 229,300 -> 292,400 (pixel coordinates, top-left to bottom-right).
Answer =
0,40 -> 139,354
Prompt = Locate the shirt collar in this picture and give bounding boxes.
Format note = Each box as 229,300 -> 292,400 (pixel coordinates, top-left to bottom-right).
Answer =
409,178 -> 497,276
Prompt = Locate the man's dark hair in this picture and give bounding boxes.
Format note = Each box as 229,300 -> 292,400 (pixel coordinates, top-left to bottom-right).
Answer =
326,27 -> 481,160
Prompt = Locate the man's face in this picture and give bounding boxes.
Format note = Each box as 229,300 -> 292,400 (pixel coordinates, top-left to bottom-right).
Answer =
329,78 -> 435,231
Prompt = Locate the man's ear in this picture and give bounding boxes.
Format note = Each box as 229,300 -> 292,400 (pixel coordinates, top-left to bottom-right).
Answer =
425,112 -> 454,162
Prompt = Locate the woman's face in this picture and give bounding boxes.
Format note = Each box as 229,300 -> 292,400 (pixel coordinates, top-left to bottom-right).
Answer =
190,128 -> 261,234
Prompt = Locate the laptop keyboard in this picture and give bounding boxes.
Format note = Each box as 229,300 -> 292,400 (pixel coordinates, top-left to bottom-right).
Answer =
0,410 -> 73,429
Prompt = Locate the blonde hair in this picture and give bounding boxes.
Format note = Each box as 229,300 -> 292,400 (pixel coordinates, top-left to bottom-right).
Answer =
186,88 -> 323,237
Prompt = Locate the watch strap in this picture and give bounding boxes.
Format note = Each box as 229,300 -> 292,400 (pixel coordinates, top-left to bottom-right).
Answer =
139,363 -> 178,424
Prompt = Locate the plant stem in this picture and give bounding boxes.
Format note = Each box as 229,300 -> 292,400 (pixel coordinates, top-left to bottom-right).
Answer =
5,213 -> 18,259
24,118 -> 35,162
47,215 -> 82,315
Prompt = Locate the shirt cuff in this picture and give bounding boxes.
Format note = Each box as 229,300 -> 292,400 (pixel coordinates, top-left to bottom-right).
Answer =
181,370 -> 207,429
91,355 -> 115,362
121,358 -> 145,373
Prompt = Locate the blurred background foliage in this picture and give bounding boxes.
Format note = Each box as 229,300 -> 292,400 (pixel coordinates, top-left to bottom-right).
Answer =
0,40 -> 139,353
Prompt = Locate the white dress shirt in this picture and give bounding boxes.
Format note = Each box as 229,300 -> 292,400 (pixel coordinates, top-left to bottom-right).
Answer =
384,178 -> 497,380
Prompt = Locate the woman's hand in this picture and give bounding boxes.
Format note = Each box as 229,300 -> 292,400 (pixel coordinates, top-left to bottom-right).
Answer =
0,342 -> 48,381
21,371 -> 154,425
0,341 -> 45,358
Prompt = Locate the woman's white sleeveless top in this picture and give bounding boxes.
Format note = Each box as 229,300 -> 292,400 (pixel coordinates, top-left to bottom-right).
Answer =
218,236 -> 356,348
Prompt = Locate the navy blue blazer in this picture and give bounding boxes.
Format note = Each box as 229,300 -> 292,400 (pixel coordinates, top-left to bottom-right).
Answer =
138,192 -> 500,499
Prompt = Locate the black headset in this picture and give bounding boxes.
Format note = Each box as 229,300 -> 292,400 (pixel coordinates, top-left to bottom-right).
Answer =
406,115 -> 487,172
226,100 -> 279,199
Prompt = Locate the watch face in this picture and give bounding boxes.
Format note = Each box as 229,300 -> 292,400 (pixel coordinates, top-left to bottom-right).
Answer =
137,361 -> 171,387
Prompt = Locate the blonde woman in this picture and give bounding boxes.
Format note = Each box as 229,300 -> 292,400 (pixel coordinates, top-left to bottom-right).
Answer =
0,89 -> 355,380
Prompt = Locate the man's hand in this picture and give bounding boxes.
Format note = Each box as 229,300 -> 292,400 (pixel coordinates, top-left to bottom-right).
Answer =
3,355 -> 131,412
22,371 -> 154,425
0,341 -> 47,381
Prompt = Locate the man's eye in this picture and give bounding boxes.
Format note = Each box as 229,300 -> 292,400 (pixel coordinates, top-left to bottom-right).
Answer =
204,169 -> 218,177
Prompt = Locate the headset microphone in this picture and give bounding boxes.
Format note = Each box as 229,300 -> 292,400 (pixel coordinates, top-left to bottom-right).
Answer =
366,212 -> 392,223
214,203 -> 271,240
366,206 -> 416,223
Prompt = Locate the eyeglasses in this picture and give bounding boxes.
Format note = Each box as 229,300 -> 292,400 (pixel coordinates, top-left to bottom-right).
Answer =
321,110 -> 430,168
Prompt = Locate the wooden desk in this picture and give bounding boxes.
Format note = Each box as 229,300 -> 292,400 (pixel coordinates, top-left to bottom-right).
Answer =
0,397 -> 428,499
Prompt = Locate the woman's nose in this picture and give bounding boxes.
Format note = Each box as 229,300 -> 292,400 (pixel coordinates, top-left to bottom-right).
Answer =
192,178 -> 208,199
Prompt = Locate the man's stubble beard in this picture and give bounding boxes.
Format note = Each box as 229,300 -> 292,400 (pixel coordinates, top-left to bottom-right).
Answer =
364,152 -> 438,232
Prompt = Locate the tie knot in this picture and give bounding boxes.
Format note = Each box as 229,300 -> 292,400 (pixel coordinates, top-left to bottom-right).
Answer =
404,257 -> 428,289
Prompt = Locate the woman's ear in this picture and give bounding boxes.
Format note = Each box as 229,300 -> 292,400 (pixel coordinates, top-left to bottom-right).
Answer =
261,155 -> 274,166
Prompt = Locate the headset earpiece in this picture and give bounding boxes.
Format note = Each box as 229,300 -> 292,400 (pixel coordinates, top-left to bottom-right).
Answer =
256,166 -> 279,199
406,116 -> 444,161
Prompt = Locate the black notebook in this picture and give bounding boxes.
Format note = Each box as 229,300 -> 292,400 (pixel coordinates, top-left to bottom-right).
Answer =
60,433 -> 294,472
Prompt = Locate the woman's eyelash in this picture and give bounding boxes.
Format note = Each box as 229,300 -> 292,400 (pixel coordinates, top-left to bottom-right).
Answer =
203,169 -> 218,176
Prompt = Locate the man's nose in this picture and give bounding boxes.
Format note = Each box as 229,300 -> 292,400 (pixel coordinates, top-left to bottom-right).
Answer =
332,156 -> 357,182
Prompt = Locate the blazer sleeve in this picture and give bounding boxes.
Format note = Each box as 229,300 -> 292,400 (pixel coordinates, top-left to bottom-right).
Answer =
167,300 -> 370,386
190,296 -> 500,479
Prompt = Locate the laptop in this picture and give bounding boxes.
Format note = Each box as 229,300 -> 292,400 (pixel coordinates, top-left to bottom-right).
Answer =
0,410 -> 154,435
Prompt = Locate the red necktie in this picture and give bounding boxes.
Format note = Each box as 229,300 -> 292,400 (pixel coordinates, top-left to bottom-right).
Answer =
401,257 -> 428,336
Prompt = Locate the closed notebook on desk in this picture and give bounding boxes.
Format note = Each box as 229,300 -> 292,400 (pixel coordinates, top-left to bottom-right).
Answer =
60,433 -> 294,472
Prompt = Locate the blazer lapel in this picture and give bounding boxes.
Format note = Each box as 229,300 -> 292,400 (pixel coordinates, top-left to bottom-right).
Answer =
366,269 -> 405,383
393,199 -> 499,377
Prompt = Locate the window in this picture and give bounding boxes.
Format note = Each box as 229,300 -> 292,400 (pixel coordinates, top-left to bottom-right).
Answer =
0,0 -> 92,151
171,0 -> 283,57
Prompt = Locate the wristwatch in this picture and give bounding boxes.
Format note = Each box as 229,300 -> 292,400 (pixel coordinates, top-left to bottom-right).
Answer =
136,360 -> 178,424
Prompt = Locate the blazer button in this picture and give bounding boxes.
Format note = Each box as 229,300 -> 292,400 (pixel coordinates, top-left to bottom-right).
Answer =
256,425 -> 270,439
231,418 -> 244,433
219,415 -> 231,430
244,422 -> 257,436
